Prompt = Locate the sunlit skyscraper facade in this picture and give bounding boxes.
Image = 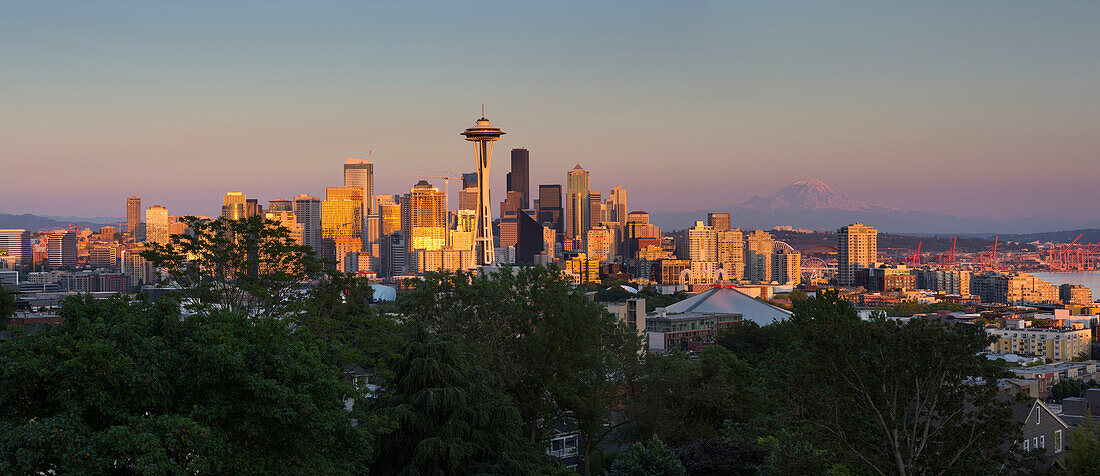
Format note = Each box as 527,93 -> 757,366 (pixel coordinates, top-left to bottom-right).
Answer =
145,205 -> 169,245
566,164 -> 590,242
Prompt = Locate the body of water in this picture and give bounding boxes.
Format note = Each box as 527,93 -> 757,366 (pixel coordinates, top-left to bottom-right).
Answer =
1031,272 -> 1100,299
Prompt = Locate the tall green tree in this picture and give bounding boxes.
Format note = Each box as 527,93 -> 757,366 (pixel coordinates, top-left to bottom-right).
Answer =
609,436 -> 685,476
769,314 -> 1021,475
626,346 -> 756,445
399,266 -> 643,474
0,295 -> 371,475
142,215 -> 321,318
0,286 -> 14,319
297,272 -> 404,376
370,329 -> 546,475
791,288 -> 858,322
1067,415 -> 1100,475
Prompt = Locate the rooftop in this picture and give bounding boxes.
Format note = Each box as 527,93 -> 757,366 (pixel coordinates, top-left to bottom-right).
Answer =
656,286 -> 791,326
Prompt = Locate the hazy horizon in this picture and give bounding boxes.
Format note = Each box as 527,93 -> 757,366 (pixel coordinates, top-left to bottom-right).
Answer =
3,1 -> 1098,220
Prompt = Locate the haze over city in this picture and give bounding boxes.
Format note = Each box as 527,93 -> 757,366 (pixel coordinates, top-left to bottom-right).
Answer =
3,1 -> 1099,220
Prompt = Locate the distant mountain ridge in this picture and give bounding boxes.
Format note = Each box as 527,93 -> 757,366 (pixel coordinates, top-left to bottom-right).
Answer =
0,213 -> 110,232
649,179 -> 1100,235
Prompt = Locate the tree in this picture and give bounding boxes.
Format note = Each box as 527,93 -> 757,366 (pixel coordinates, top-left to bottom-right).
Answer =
399,266 -> 643,475
370,328 -> 546,475
626,346 -> 756,445
769,315 -> 1021,475
142,215 -> 321,318
787,289 -> 808,303
609,436 -> 685,476
296,272 -> 404,376
0,295 -> 371,474
791,288 -> 857,322
0,286 -> 14,319
1052,379 -> 1089,401
714,320 -> 792,363
1068,415 -> 1100,475
673,436 -> 765,476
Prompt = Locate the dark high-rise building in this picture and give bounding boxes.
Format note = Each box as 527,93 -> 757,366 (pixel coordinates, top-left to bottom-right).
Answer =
510,148 -> 530,209
126,196 -> 141,234
707,212 -> 731,231
268,199 -> 293,212
245,199 -> 262,218
537,184 -> 564,240
48,230 -> 77,269
516,209 -> 544,264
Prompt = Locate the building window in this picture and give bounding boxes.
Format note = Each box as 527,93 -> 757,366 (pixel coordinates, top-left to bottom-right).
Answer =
1056,430 -> 1063,452
1034,437 -> 1039,449
1037,409 -> 1041,425
1024,440 -> 1029,451
1040,435 -> 1045,449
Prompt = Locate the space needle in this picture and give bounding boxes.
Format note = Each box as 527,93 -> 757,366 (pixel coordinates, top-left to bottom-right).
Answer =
461,110 -> 504,266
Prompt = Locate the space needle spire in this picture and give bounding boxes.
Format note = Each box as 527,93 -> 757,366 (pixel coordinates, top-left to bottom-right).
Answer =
461,111 -> 505,265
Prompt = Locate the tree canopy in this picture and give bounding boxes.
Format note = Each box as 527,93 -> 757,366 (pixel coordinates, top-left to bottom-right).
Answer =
370,329 -> 547,474
399,266 -> 642,474
0,295 -> 370,475
141,215 -> 321,318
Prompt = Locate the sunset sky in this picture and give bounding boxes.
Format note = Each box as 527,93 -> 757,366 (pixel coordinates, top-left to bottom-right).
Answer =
3,1 -> 1098,220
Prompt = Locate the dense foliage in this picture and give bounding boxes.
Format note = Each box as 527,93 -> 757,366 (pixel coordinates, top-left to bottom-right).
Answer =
0,295 -> 371,475
371,329 -> 547,474
142,215 -> 321,318
0,286 -> 14,318
609,436 -> 684,476
400,266 -> 642,475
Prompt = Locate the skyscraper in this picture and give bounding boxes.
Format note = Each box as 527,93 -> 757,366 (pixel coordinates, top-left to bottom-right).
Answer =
838,223 -> 878,286
48,230 -> 77,269
322,187 -> 364,265
126,196 -> 141,234
221,192 -> 246,220
707,213 -> 731,232
509,148 -> 530,209
294,194 -> 322,256
588,191 -> 603,231
402,181 -> 446,253
377,195 -> 402,236
0,229 -> 32,267
717,228 -> 745,280
461,114 -> 504,266
744,230 -> 774,282
566,163 -> 590,241
515,209 -> 544,264
586,226 -> 613,263
458,173 -> 479,211
686,221 -> 717,262
344,158 -> 375,215
537,185 -> 564,239
608,186 -> 628,226
268,199 -> 293,212
245,199 -> 262,218
145,205 -> 169,245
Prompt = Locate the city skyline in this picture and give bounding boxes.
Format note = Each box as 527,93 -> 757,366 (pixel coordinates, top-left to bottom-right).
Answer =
3,2 -> 1099,219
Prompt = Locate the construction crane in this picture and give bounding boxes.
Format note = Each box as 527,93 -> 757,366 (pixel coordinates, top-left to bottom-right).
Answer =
406,172 -> 463,214
936,237 -> 957,270
905,241 -> 922,266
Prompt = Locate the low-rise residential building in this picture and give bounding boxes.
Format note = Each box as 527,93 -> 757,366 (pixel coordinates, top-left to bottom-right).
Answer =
646,286 -> 791,352
987,320 -> 1091,362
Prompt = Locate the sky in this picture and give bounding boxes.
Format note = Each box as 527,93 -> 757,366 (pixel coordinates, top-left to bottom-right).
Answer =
2,1 -> 1098,220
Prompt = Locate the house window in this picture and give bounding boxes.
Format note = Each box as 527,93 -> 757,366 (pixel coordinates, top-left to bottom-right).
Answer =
1024,440 -> 1029,451
1037,409 -> 1041,425
1056,430 -> 1063,453
1034,437 -> 1039,449
1040,435 -> 1045,449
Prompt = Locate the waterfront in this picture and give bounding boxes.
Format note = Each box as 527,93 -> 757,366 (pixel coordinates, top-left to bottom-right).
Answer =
1032,272 -> 1100,298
